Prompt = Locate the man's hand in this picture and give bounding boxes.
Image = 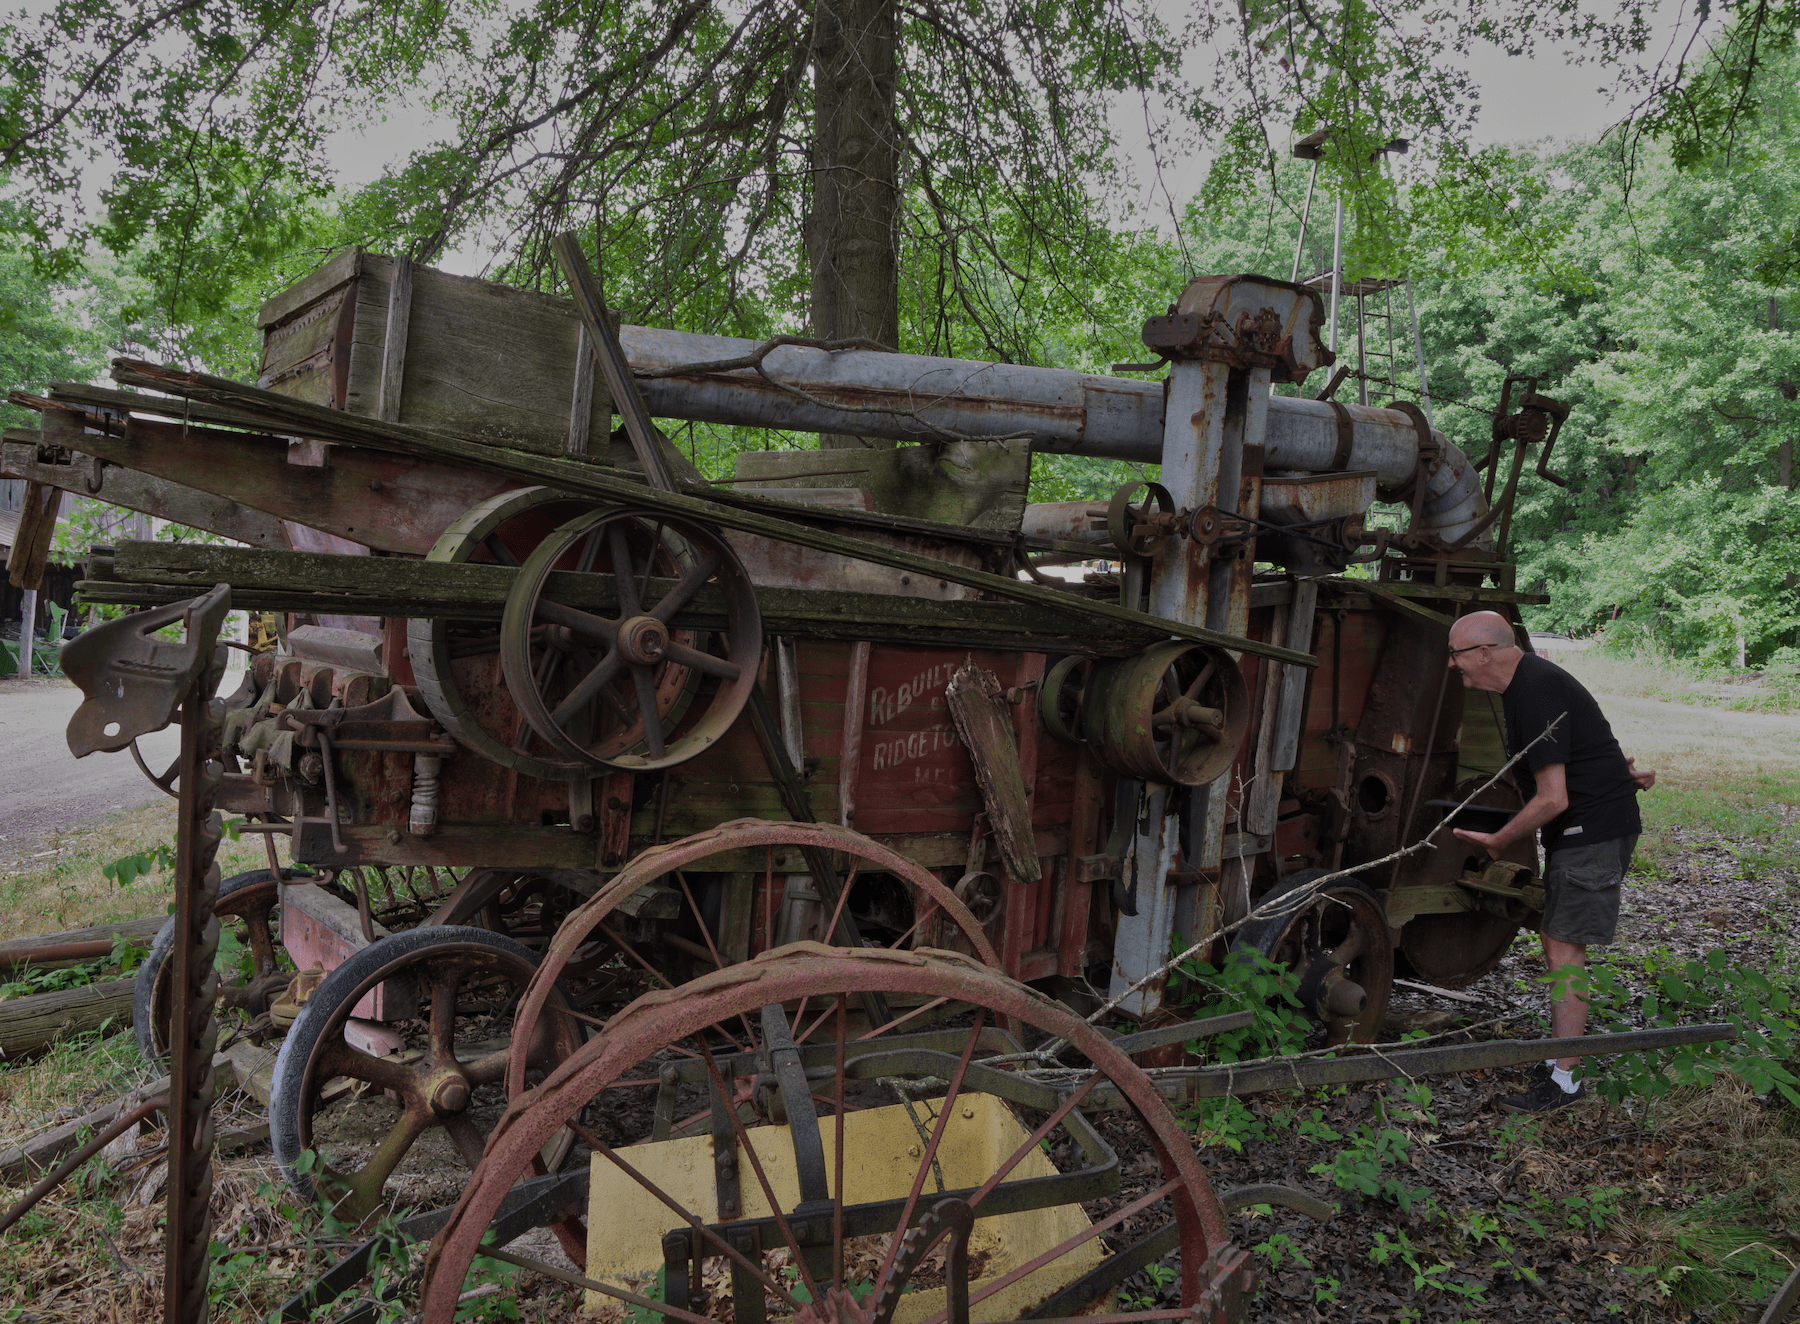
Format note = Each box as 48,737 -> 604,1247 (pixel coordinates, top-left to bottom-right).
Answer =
1452,827 -> 1502,859
1627,757 -> 1656,790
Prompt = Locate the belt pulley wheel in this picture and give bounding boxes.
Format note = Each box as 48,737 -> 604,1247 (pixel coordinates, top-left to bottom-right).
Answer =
1082,641 -> 1248,787
1106,480 -> 1177,558
501,507 -> 761,772
419,945 -> 1249,1324
1232,869 -> 1393,1045
409,488 -> 698,780
1037,655 -> 1088,748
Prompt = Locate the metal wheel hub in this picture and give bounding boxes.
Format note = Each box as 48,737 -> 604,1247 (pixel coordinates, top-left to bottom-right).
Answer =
617,614 -> 669,664
429,1073 -> 473,1117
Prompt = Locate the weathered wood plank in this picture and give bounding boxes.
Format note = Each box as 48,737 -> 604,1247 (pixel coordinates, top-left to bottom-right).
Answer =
258,246 -> 363,329
944,662 -> 1040,884
1,438 -> 290,548
98,540 -> 1169,655
378,255 -> 413,422
38,409 -> 515,555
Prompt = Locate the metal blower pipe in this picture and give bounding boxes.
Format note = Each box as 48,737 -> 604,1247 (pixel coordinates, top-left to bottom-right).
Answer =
619,326 -> 1488,546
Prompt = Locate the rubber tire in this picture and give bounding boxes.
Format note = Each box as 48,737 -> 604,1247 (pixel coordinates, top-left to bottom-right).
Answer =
269,924 -> 580,1204
132,867 -> 310,1062
1232,867 -> 1354,959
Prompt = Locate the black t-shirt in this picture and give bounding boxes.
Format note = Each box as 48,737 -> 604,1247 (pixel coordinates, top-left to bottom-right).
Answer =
1500,653 -> 1641,854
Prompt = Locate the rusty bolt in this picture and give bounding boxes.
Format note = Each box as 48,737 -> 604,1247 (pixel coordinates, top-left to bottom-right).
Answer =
368,478 -> 384,492
607,797 -> 628,811
574,814 -> 596,833
432,1077 -> 471,1115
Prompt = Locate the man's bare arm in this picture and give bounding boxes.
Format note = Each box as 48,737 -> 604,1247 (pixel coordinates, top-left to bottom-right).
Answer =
1454,762 -> 1568,857
1627,757 -> 1656,790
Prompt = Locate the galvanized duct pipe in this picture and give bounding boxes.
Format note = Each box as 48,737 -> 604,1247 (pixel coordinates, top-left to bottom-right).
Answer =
619,325 -> 1488,546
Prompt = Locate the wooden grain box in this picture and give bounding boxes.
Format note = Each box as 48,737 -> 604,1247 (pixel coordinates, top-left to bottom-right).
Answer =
256,249 -> 614,457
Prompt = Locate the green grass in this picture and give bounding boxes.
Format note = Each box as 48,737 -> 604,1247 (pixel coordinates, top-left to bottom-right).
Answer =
1621,1192 -> 1795,1310
1632,769 -> 1800,884
1557,646 -> 1800,715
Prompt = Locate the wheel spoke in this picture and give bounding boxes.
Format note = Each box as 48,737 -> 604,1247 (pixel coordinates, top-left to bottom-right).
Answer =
1182,661 -> 1217,701
444,1113 -> 487,1169
243,912 -> 279,980
429,967 -> 463,1063
317,1039 -> 424,1098
660,638 -> 741,680
872,1010 -> 986,1294
631,665 -> 666,759
647,553 -> 720,624
551,647 -> 628,727
481,535 -> 520,568
328,1106 -> 433,1220
462,1045 -> 511,1087
570,1118 -> 805,1310
609,523 -> 643,617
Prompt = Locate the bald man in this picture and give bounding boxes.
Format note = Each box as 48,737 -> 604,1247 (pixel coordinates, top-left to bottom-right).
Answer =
1446,611 -> 1656,1113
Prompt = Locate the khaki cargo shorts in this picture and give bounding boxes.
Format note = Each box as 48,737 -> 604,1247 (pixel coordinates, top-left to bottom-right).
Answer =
1541,834 -> 1638,946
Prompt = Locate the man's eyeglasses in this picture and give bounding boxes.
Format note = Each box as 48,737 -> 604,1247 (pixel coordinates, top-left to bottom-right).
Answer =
1448,641 -> 1513,659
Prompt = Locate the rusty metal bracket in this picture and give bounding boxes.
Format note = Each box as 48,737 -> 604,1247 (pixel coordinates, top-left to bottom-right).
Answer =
63,590 -> 225,757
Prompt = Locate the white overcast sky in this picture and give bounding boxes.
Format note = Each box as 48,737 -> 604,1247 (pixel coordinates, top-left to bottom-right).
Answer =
319,26 -> 1661,275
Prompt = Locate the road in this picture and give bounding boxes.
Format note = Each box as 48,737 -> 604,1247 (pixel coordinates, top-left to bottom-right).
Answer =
0,679 -> 183,865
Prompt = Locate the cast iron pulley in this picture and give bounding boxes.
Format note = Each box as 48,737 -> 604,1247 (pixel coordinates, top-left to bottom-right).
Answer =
1105,480 -> 1180,558
1079,641 -> 1249,787
500,506 -> 762,773
1036,654 -> 1089,747
410,487 -> 698,781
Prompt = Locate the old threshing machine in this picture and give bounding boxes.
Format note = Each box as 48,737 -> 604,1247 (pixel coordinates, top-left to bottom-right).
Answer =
4,249 -> 1666,1322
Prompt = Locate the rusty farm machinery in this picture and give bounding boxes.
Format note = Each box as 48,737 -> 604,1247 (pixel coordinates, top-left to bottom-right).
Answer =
0,249 -> 1730,1322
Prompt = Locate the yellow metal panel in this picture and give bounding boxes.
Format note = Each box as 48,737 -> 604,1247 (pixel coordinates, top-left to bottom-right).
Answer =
585,1093 -> 1106,1319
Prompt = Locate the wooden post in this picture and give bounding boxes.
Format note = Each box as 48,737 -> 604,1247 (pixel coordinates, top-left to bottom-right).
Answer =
16,587 -> 34,677
7,481 -> 60,678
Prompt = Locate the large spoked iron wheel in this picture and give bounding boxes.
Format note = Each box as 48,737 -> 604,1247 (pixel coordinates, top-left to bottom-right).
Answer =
268,926 -> 585,1226
420,945 -> 1253,1324
1233,868 -> 1394,1045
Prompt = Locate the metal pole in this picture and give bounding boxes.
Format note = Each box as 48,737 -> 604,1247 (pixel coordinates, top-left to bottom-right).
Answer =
1326,197 -> 1345,355
1405,279 -> 1435,428
1289,161 -> 1319,285
1355,291 -> 1368,407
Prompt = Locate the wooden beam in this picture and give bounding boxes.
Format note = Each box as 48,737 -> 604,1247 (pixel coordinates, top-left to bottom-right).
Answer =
34,408 -> 514,555
108,360 -> 1320,669
1,437 -> 289,548
377,255 -> 412,422
91,540 -> 1171,655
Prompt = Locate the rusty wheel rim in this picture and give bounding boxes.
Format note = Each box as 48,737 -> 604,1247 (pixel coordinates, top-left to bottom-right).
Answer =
504,819 -> 1002,1103
420,946 -> 1239,1324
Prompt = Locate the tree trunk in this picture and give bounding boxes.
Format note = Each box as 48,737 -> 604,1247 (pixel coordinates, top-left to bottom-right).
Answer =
808,0 -> 900,449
